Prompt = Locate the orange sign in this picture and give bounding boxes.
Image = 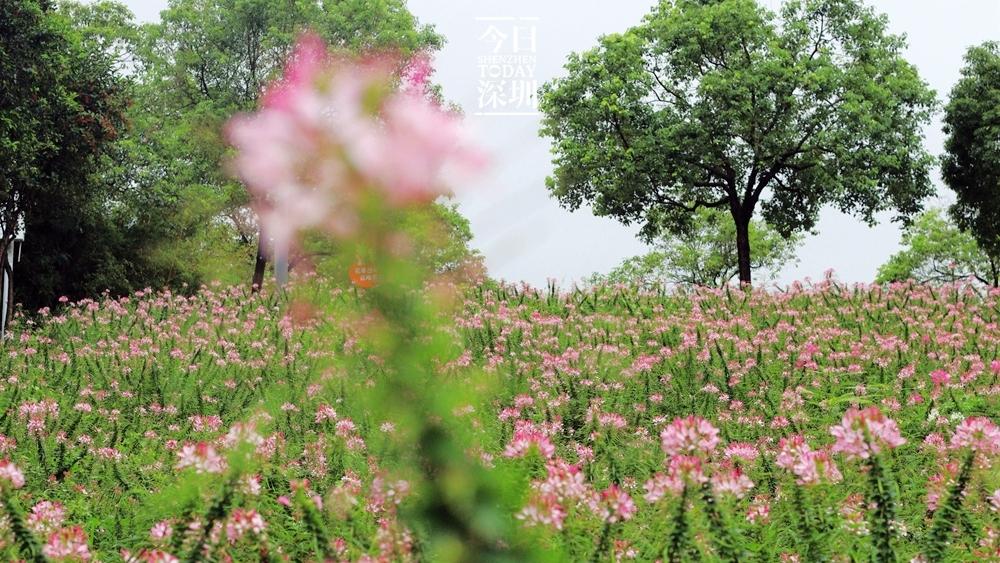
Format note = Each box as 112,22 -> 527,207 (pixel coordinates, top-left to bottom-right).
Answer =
348,263 -> 377,289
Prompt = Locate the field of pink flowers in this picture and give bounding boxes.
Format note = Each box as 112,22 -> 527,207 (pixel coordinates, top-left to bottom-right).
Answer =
0,275 -> 998,561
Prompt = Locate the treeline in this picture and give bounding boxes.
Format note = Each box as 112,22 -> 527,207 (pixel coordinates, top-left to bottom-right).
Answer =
2,0 -> 477,313
544,0 -> 999,288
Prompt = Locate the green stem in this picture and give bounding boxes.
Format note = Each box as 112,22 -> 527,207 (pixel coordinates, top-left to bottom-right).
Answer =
925,451 -> 975,561
867,454 -> 897,562
0,486 -> 45,563
667,486 -> 691,563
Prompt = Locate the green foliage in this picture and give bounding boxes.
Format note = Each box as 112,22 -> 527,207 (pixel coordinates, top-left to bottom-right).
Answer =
942,42 -> 1000,260
591,208 -> 801,287
128,0 -> 446,288
539,0 -> 936,284
0,0 -> 137,312
305,202 -> 482,283
876,208 -> 998,286
2,274 -> 1000,559
4,0 -> 463,309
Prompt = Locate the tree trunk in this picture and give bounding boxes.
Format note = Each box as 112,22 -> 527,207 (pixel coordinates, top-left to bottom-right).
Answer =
734,213 -> 752,286
2,242 -> 13,335
4,261 -> 12,334
251,226 -> 267,293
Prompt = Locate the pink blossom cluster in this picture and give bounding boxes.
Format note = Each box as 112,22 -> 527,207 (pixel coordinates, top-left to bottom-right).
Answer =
776,435 -> 843,485
951,416 -> 1000,454
226,34 -> 485,245
829,407 -> 906,460
504,420 -> 556,459
643,455 -> 707,502
43,525 -> 92,561
225,508 -> 267,544
660,415 -> 721,457
0,458 -> 25,488
176,442 -> 227,474
19,399 -> 59,435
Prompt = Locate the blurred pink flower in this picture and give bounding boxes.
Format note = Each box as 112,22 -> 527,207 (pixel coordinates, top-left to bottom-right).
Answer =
660,415 -> 720,457
28,500 -> 66,535
776,435 -> 842,485
830,407 -> 906,460
951,416 -> 1000,454
44,526 -> 92,561
227,34 -> 485,245
598,484 -> 636,523
711,467 -> 755,499
517,492 -> 566,530
643,471 -> 683,503
0,459 -> 25,488
504,422 -> 556,459
226,508 -> 267,544
176,442 -> 226,474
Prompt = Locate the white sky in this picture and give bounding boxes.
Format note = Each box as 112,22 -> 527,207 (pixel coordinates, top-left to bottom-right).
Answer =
120,0 -> 1000,287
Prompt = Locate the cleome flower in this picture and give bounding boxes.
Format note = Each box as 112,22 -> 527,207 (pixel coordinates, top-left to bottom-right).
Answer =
950,416 -> 1000,455
0,459 -> 25,489
776,435 -> 842,485
829,407 -> 906,460
226,33 -> 485,246
660,415 -> 721,458
175,442 -> 227,474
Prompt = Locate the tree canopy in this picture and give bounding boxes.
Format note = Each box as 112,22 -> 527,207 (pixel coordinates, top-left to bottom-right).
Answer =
0,0 -> 132,313
590,207 -> 801,288
131,0 -> 446,289
876,208 -> 998,287
539,0 -> 936,285
942,41 -> 1000,261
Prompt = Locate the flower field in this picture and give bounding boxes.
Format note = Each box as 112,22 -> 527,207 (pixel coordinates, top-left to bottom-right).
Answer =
0,275 -> 997,561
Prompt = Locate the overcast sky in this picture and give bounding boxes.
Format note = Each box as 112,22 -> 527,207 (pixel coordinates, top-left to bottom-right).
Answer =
120,0 -> 999,288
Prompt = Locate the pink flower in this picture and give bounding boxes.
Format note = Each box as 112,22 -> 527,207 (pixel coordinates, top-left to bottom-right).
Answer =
227,35 -> 485,245
43,526 -> 91,561
504,421 -> 556,459
643,471 -> 684,503
990,490 -> 1000,512
28,501 -> 66,535
711,467 -> 755,499
0,434 -> 17,454
150,520 -> 173,543
18,399 -> 59,435
597,484 -> 636,523
930,370 -> 951,386
226,509 -> 267,544
0,459 -> 25,488
537,459 -> 590,501
261,32 -> 328,112
402,51 -> 435,98
517,493 -> 566,530
660,416 -> 721,457
176,442 -> 226,474
951,417 -> 1000,454
315,405 -> 338,423
665,455 -> 709,489
830,407 -> 906,460
747,495 -> 771,523
724,442 -> 760,463
776,435 -> 842,485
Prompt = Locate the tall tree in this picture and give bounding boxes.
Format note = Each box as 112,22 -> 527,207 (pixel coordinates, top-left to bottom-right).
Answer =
0,0 -> 128,316
876,208 -> 998,286
590,207 -> 801,288
942,41 -> 1000,262
539,0 -> 936,285
133,0 -> 444,290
